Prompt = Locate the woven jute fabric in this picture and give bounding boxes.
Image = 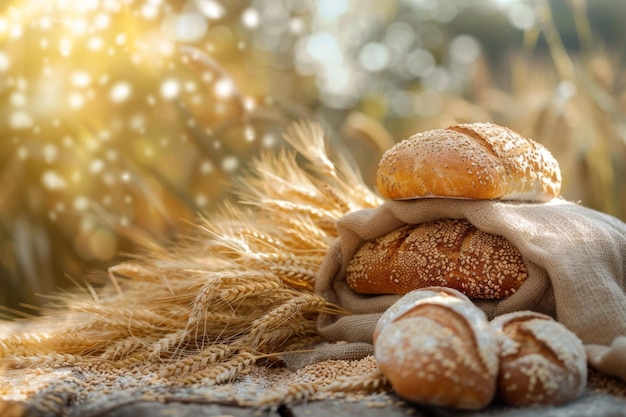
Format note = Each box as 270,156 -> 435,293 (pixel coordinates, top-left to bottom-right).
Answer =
315,197 -> 626,381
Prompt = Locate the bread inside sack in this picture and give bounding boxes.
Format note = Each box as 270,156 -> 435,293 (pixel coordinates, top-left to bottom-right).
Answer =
346,218 -> 528,299
349,122 -> 555,302
314,122 -> 626,409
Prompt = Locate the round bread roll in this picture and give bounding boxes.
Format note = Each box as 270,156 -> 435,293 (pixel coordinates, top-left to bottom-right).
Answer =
373,286 -> 465,343
491,311 -> 587,406
376,122 -> 561,201
374,288 -> 499,409
347,218 -> 527,299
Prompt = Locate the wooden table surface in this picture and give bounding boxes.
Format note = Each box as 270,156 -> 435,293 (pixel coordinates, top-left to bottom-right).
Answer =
3,370 -> 626,417
13,390 -> 622,417
92,396 -> 626,417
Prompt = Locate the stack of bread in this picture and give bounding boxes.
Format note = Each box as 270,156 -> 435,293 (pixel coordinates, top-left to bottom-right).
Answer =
347,122 -> 560,299
346,123 -> 588,409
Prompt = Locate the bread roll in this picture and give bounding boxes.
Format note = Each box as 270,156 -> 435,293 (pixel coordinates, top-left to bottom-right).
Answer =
347,218 -> 527,299
373,286 -> 464,343
374,288 -> 499,409
491,311 -> 587,406
376,122 -> 561,201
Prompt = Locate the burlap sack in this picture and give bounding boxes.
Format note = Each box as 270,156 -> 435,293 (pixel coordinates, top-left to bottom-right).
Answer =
315,197 -> 626,381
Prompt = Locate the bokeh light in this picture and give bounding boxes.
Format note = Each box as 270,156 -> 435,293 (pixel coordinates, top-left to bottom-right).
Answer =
1,0 -> 626,311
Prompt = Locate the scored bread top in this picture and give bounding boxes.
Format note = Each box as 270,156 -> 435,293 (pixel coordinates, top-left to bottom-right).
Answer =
375,288 -> 499,380
491,311 -> 587,377
490,311 -> 587,405
376,122 -> 562,201
373,287 -> 468,343
346,219 -> 528,299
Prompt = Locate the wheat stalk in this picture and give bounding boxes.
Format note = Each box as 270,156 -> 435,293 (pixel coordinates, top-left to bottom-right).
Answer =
0,121 -> 381,402
177,351 -> 256,386
251,381 -> 321,407
2,352 -> 80,369
323,370 -> 389,394
158,344 -> 234,378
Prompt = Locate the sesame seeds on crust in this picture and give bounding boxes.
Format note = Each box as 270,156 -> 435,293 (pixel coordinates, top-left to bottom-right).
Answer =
376,122 -> 561,201
346,219 -> 528,299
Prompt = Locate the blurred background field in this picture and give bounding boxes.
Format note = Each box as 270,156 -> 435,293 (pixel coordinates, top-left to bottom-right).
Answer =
0,0 -> 625,312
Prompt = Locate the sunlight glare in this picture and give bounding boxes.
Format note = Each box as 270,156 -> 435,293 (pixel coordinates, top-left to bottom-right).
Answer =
214,78 -> 234,98
109,82 -> 132,103
195,0 -> 225,20
0,52 -> 11,72
160,78 -> 180,99
71,71 -> 92,88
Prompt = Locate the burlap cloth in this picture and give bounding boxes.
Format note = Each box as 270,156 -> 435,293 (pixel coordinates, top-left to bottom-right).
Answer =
315,197 -> 626,381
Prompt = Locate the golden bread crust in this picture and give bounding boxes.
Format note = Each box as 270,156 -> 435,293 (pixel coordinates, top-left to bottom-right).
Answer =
374,289 -> 499,409
491,311 -> 587,406
376,122 -> 561,201
346,219 -> 527,299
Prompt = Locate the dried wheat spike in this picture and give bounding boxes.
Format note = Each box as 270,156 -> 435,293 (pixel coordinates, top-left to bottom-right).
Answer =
252,381 -> 321,407
323,370 -> 389,394
159,344 -> 233,378
2,352 -> 80,369
283,120 -> 336,177
178,351 -> 256,386
253,316 -> 318,352
147,329 -> 188,360
241,294 -> 336,353
0,121 -> 383,409
268,264 -> 316,288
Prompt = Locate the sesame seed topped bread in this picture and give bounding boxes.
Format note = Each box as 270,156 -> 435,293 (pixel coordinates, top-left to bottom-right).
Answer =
376,122 -> 562,201
346,219 -> 528,299
374,288 -> 499,409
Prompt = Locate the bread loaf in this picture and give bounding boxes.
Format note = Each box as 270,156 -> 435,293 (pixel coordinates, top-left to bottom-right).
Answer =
374,288 -> 499,409
376,122 -> 561,201
491,311 -> 587,406
347,218 -> 527,299
373,287 -> 463,343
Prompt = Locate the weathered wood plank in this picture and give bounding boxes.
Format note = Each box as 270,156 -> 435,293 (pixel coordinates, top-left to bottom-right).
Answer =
289,397 -> 427,417
99,401 -> 278,417
10,386 -> 626,417
88,392 -> 626,417
94,399 -> 424,417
